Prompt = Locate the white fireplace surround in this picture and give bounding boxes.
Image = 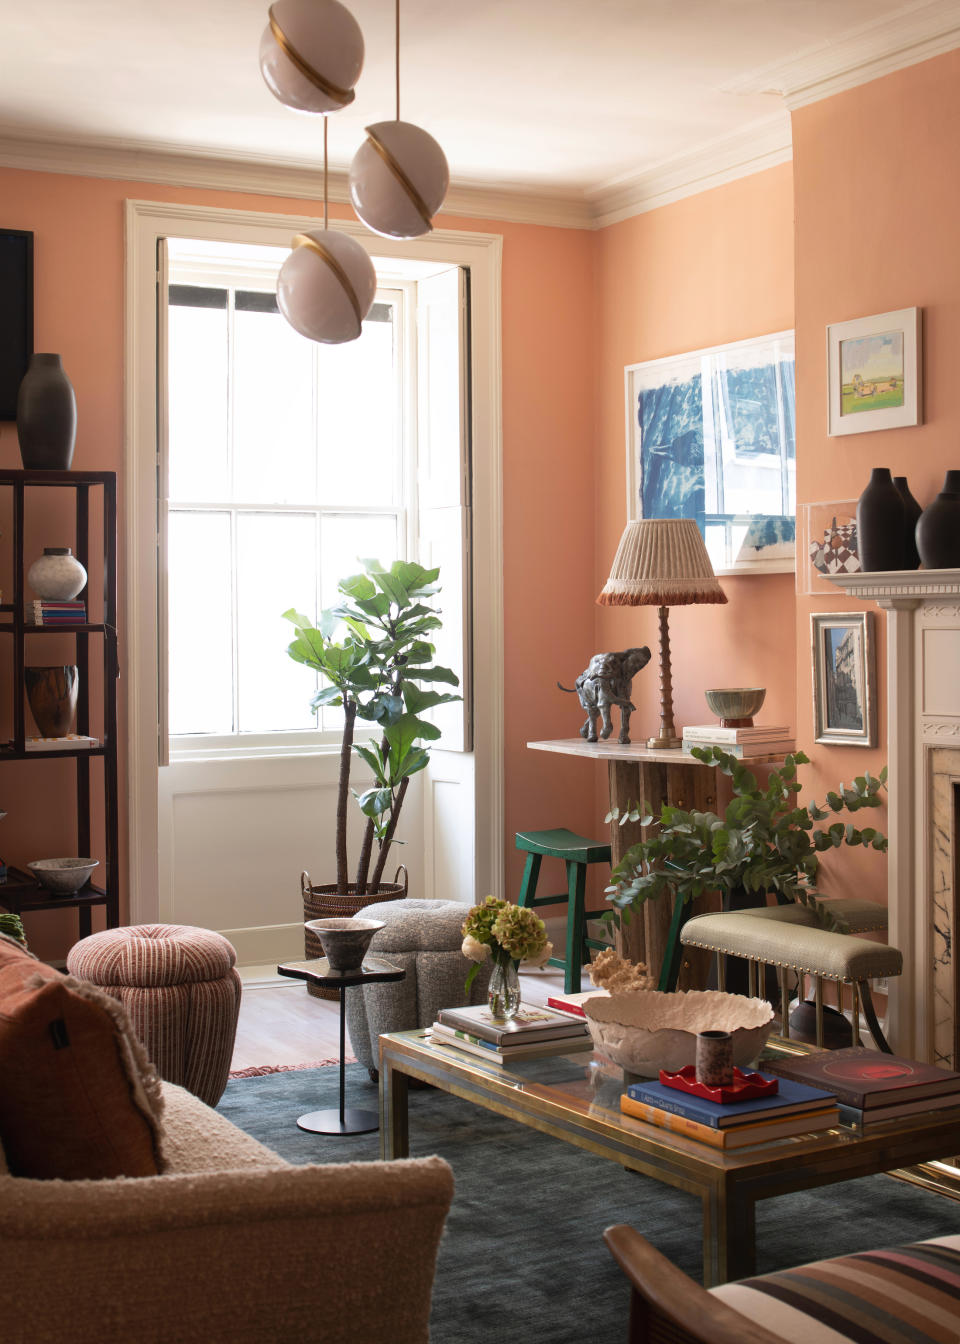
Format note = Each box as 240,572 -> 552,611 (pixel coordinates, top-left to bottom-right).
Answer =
829,568 -> 960,1065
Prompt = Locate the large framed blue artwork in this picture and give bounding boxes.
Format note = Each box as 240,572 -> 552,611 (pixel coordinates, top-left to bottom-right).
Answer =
624,330 -> 796,575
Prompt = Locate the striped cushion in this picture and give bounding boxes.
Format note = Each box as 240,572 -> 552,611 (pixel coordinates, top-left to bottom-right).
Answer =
712,1235 -> 960,1343
67,925 -> 241,1108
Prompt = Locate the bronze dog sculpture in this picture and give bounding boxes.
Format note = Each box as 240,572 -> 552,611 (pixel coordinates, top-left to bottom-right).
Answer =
558,646 -> 652,744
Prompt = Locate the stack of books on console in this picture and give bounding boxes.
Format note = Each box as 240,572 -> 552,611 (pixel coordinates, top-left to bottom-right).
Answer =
430,1003 -> 592,1063
620,1072 -> 839,1149
25,599 -> 86,625
766,1047 -> 960,1129
682,724 -> 795,758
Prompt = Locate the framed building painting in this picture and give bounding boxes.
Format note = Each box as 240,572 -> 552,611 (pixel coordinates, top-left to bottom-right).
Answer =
826,307 -> 921,436
811,611 -> 876,747
625,330 -> 795,576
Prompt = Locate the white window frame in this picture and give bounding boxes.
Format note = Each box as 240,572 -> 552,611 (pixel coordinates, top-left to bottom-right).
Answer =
124,199 -> 504,924
163,253 -> 416,757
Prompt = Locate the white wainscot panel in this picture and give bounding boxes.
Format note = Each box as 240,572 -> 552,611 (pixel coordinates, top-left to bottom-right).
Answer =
430,776 -> 474,904
922,628 -> 960,715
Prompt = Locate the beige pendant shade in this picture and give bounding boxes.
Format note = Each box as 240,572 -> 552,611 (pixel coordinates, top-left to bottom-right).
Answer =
596,518 -> 727,607
597,518 -> 727,749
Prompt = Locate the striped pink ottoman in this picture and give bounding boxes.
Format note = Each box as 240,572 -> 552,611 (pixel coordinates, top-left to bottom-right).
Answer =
67,924 -> 242,1107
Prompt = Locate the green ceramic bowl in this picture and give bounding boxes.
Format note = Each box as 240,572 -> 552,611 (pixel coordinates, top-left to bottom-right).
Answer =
704,687 -> 766,722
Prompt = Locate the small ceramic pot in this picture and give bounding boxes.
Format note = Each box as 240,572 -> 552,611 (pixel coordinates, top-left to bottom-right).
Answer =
27,548 -> 87,600
24,665 -> 78,737
695,1030 -> 734,1087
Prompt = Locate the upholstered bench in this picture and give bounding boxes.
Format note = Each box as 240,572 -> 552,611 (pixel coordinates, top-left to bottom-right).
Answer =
605,1224 -> 960,1344
66,923 -> 242,1106
678,909 -> 902,1051
344,898 -> 491,1080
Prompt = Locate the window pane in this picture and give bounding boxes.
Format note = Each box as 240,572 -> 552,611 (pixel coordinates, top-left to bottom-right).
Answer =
168,511 -> 233,735
320,514 -> 400,610
316,306 -> 398,507
168,304 -> 229,502
236,512 -> 319,734
234,305 -> 316,505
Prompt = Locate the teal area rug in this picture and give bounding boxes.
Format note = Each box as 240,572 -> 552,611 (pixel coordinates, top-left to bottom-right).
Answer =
219,1064 -> 960,1344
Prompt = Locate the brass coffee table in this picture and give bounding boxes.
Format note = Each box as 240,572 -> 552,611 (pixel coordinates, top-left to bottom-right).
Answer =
378,1030 -> 960,1286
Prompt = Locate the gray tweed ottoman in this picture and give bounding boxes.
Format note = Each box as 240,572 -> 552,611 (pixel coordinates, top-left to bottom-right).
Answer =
345,898 -> 492,1080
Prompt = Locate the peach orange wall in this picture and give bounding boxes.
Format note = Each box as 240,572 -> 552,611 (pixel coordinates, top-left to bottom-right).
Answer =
0,165 -> 598,955
593,163 -> 797,807
792,48 -> 960,900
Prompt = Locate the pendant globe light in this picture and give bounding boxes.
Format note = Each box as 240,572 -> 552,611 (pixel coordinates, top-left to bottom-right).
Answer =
348,0 -> 449,238
277,120 -> 377,345
259,0 -> 364,114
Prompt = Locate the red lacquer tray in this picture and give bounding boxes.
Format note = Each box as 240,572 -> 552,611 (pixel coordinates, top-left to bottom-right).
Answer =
658,1065 -> 779,1104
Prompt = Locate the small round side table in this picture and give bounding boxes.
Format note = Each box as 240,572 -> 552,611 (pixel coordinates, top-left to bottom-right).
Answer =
277,954 -> 405,1135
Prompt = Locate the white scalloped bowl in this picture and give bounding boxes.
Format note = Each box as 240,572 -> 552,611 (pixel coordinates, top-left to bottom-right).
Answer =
583,989 -> 775,1076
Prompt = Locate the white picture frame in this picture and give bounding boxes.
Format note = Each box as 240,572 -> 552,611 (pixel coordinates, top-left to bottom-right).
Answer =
811,610 -> 877,747
624,330 -> 795,577
826,307 -> 921,437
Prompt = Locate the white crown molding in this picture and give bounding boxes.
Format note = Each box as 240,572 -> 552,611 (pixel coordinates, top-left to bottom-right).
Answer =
587,113 -> 792,229
0,131 -> 593,231
723,0 -> 960,110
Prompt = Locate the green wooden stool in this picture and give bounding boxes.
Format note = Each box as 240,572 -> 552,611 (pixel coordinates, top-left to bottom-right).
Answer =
516,827 -> 613,993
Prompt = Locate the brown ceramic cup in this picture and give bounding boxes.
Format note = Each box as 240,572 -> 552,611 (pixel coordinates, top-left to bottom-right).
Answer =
695,1029 -> 734,1087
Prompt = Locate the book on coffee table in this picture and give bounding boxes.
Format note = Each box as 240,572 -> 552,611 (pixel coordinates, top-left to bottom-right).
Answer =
620,1093 -> 839,1148
764,1047 -> 960,1109
626,1074 -> 837,1128
429,1023 -> 592,1061
546,988 -> 609,1017
436,1002 -> 589,1046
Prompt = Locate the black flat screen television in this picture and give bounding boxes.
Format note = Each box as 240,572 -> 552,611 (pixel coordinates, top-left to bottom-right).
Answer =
0,229 -> 34,420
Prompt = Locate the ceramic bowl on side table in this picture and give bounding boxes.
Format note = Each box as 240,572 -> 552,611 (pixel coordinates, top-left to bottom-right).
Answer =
704,687 -> 766,728
27,858 -> 99,894
304,917 -> 385,972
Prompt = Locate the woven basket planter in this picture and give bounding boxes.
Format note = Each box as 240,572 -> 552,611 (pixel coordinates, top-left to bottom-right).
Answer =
301,868 -> 407,999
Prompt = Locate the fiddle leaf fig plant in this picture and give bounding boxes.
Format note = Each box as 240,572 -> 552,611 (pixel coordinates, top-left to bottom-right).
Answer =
604,747 -> 887,931
284,559 -> 460,896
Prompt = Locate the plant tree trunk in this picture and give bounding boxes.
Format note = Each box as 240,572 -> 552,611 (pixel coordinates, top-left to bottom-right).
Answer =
369,775 -> 410,891
336,700 -> 358,893
355,818 -> 375,896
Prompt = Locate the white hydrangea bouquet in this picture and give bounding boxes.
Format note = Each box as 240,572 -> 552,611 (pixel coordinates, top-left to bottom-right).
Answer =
461,895 -> 553,1017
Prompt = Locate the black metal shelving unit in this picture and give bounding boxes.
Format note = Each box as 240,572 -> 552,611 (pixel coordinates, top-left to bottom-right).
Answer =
0,469 -> 119,937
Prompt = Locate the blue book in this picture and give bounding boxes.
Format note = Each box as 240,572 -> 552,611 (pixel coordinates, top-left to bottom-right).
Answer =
625,1073 -> 836,1128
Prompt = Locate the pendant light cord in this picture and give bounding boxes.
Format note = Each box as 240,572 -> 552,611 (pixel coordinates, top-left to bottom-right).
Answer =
395,0 -> 400,121
323,115 -> 329,230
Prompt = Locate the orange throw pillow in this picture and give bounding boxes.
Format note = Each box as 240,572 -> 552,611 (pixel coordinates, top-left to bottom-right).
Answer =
0,934 -> 164,1179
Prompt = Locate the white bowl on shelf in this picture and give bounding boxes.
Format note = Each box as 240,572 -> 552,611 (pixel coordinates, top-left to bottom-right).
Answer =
27,857 -> 99,894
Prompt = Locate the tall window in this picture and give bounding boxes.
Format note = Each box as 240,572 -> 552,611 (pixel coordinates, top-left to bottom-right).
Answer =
164,240 -> 411,747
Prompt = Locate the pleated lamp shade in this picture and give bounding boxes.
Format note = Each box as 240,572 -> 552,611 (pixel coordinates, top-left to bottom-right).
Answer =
596,519 -> 727,607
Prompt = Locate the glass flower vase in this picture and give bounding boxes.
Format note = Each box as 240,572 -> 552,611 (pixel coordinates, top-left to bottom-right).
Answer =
488,954 -> 521,1019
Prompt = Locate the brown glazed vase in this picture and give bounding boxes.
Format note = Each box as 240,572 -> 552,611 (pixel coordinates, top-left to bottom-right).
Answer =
24,666 -> 78,737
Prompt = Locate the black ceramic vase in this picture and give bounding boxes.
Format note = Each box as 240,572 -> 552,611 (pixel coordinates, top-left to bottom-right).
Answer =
16,354 -> 77,470
893,476 -> 922,570
916,470 -> 960,570
856,467 -> 905,571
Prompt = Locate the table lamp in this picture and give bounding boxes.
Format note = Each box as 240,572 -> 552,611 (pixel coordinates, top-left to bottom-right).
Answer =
596,518 -> 727,749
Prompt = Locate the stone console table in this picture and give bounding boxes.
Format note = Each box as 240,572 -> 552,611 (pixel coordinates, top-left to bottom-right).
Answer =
526,738 -> 785,985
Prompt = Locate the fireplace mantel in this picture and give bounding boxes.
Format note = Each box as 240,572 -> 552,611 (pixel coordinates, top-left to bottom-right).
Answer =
828,569 -> 960,1062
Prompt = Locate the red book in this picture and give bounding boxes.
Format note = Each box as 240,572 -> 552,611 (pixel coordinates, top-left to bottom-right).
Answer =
765,1047 -> 960,1109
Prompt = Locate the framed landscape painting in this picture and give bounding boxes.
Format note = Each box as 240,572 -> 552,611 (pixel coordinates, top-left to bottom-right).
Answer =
812,611 -> 876,747
625,330 -> 795,576
826,307 -> 921,436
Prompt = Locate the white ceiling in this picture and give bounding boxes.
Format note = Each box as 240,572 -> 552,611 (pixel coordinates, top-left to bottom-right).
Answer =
2,0 -> 960,222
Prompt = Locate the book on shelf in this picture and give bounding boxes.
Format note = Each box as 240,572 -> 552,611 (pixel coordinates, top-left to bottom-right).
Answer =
620,1093 -> 839,1148
436,1002 -> 590,1045
428,1024 -> 592,1062
682,737 -> 796,758
625,1074 -> 837,1128
765,1047 -> 960,1109
545,988 -> 609,1018
24,734 -> 99,752
837,1094 -> 960,1128
682,724 -> 792,744
25,599 -> 86,625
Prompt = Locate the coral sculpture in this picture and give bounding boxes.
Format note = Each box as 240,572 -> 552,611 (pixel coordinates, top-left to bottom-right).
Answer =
588,949 -> 654,994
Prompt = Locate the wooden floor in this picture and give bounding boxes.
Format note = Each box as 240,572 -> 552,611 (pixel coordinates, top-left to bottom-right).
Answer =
231,963 -> 572,1071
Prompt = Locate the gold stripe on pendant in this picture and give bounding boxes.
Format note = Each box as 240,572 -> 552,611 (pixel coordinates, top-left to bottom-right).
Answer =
364,127 -> 433,232
269,7 -> 355,107
292,234 -> 362,338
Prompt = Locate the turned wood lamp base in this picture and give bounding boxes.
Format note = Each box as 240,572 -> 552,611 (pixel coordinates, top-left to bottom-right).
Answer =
647,605 -> 683,750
